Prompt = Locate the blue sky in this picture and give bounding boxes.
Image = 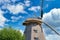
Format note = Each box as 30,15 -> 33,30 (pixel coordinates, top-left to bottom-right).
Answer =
0,0 -> 60,40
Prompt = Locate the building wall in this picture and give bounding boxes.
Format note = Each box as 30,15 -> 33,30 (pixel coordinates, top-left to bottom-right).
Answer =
24,23 -> 45,40
24,24 -> 32,40
31,23 -> 45,40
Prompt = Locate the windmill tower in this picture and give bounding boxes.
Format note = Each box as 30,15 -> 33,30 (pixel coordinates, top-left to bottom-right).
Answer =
23,0 -> 60,40
23,0 -> 45,40
23,18 -> 45,40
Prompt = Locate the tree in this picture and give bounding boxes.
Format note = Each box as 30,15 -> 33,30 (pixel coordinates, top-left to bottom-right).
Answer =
0,27 -> 25,40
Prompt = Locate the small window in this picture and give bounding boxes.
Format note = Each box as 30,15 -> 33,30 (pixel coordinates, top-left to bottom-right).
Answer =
34,37 -> 38,40
34,30 -> 38,33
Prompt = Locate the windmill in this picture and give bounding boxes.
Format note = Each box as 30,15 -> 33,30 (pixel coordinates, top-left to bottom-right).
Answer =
23,0 -> 60,40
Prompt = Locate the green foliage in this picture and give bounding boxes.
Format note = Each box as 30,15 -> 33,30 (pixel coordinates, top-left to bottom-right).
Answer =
0,27 -> 25,40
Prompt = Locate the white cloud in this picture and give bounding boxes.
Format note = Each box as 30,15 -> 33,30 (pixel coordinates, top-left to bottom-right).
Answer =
51,8 -> 60,22
0,0 -> 17,5
11,16 -> 24,22
24,0 -> 31,7
0,0 -> 28,15
43,8 -> 60,23
0,0 -> 10,4
0,9 -> 7,27
46,35 -> 60,40
28,6 -> 40,12
7,4 -> 27,14
42,8 -> 60,40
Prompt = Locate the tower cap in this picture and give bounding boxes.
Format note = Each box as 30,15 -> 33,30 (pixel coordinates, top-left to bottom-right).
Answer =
23,18 -> 42,26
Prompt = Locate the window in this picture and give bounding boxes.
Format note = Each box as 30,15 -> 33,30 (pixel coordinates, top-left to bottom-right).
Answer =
34,30 -> 38,33
34,37 -> 38,40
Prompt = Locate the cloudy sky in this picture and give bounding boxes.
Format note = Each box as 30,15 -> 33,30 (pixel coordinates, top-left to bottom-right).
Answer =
0,0 -> 60,40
